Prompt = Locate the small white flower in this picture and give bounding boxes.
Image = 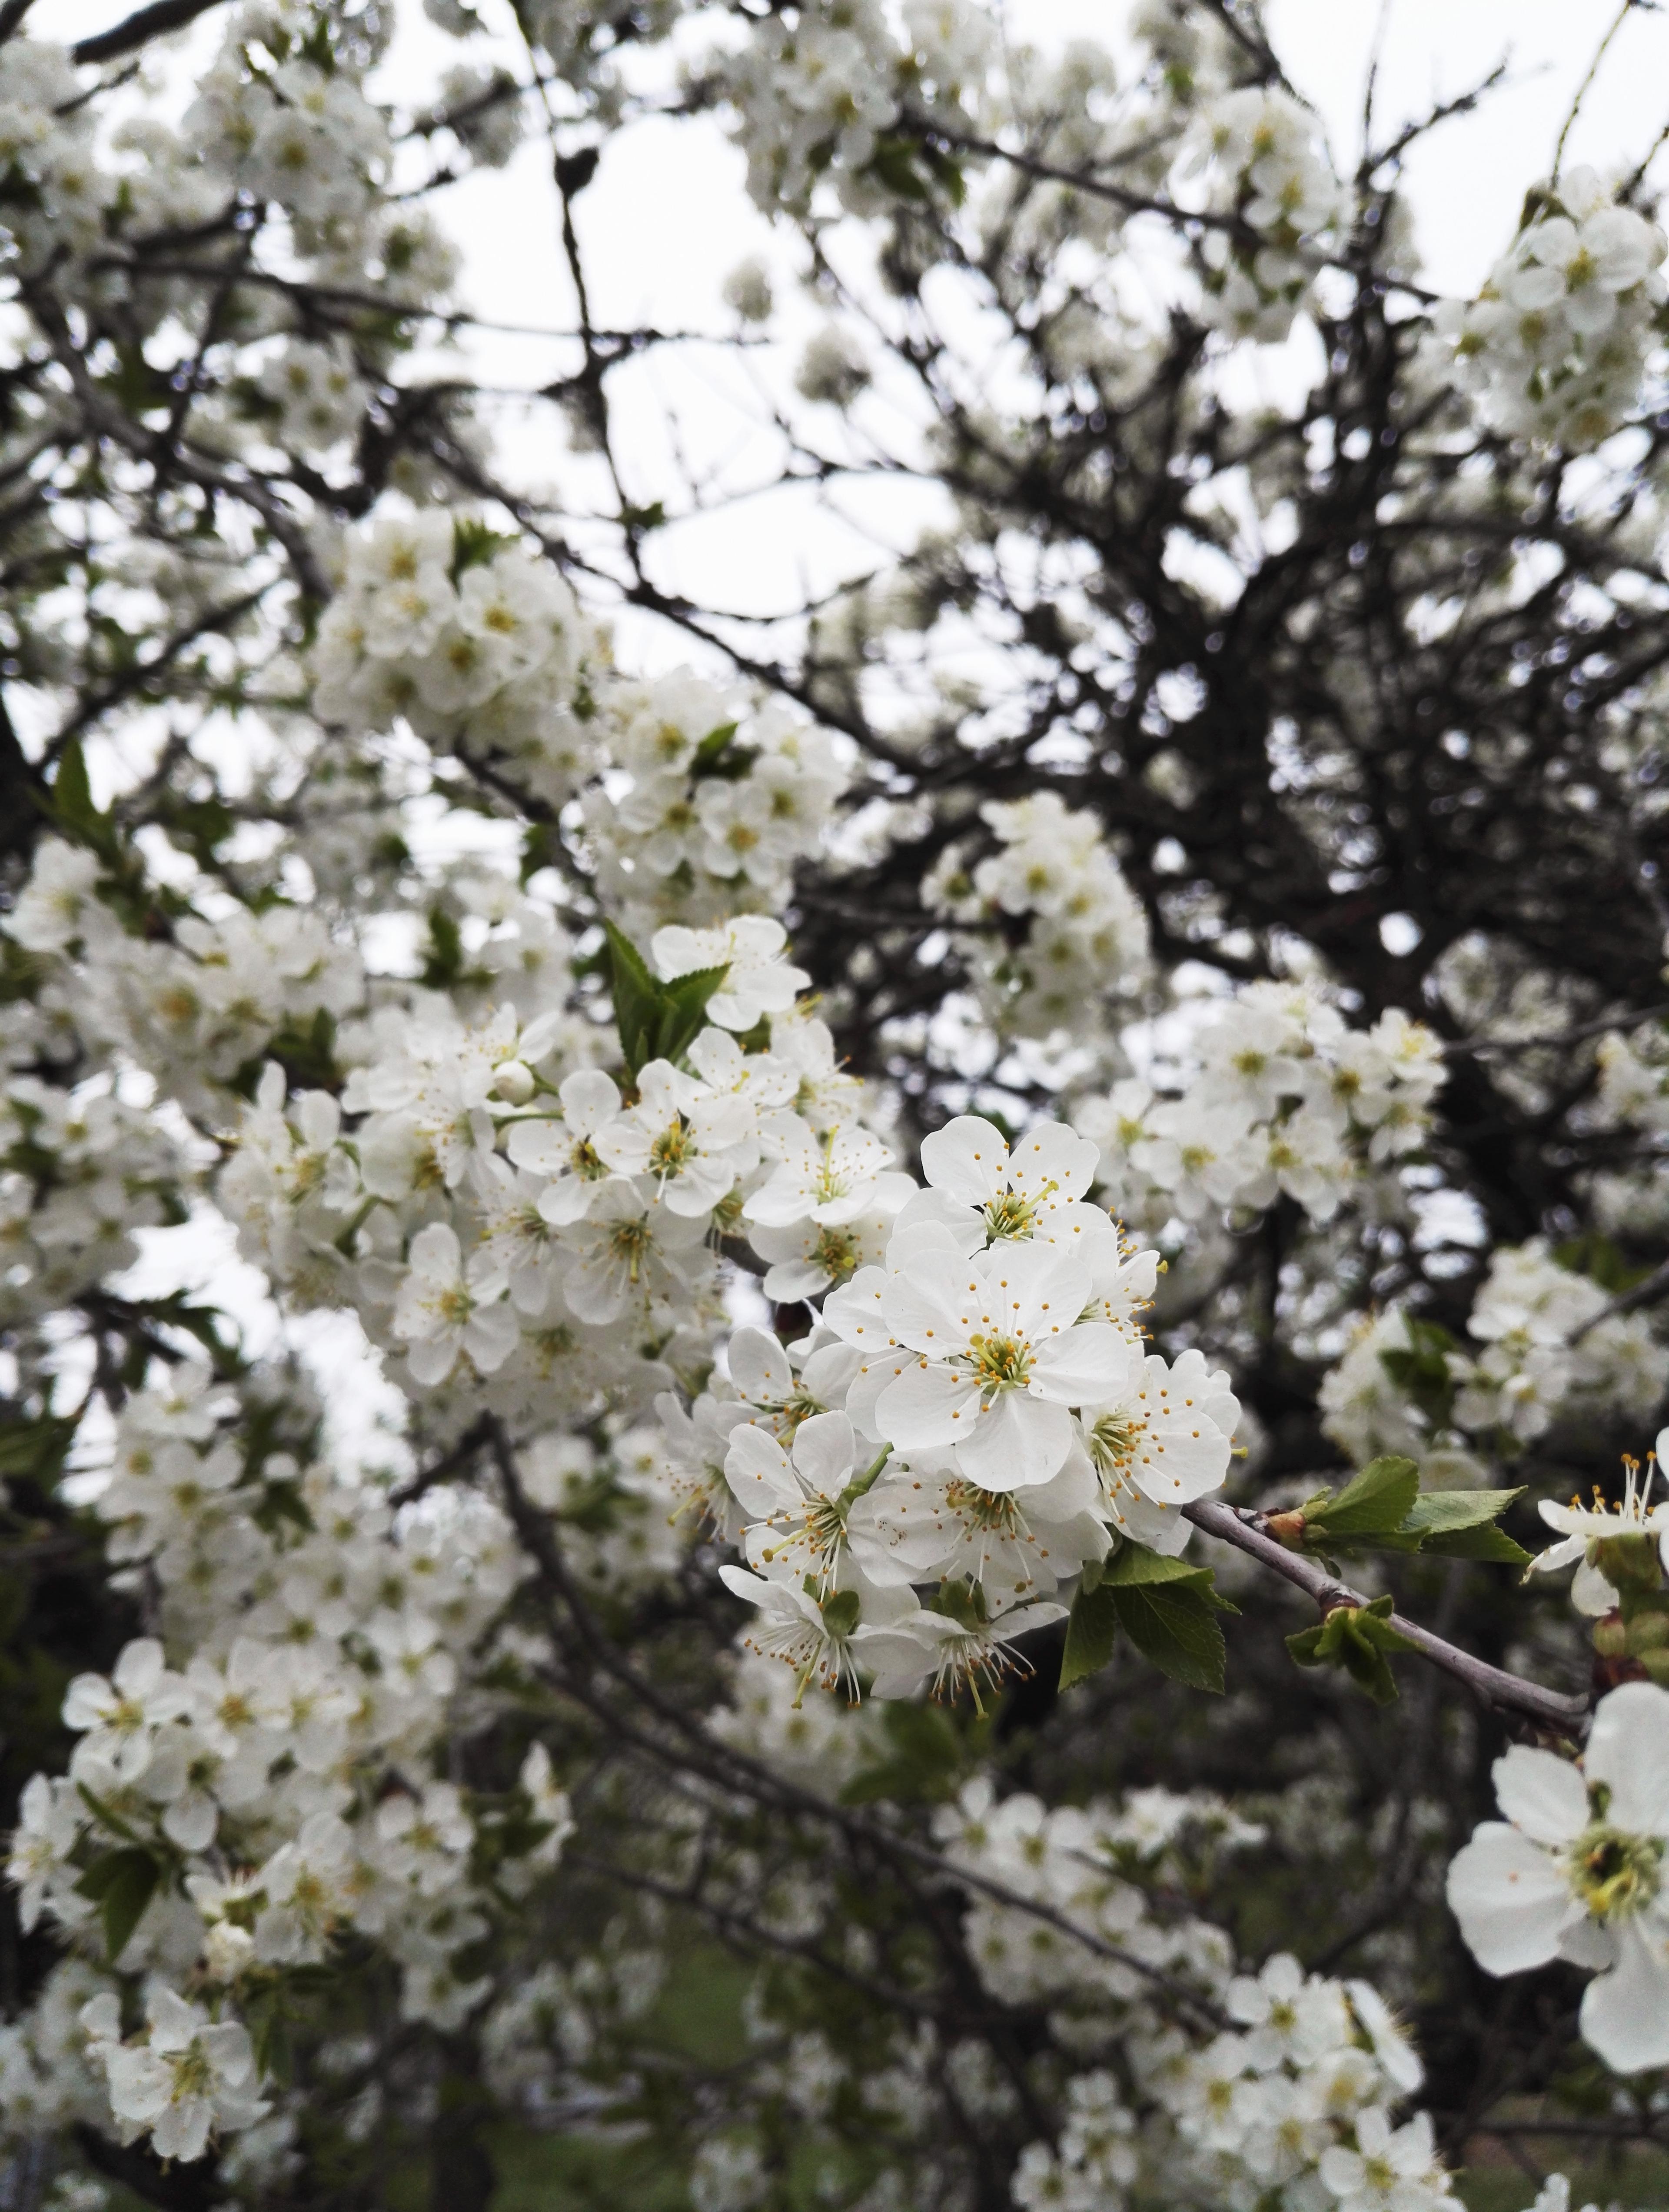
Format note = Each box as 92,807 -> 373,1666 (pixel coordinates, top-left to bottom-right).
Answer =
392,1221 -> 520,1385
1447,1680 -> 1669,2073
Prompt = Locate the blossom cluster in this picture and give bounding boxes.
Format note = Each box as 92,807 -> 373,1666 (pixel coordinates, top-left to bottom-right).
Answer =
925,793 -> 1151,1042
705,0 -> 995,220
1078,982 -> 1446,1235
580,673 -> 849,938
1320,1241 -> 1669,1470
932,1776 -> 1441,2212
1439,165 -> 1668,451
5,1364 -> 570,2165
698,1110 -> 1239,1703
1175,88 -> 1347,343
313,514 -> 610,809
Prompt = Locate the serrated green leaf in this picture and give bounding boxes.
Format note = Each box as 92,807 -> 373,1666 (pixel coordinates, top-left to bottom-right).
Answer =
604,920 -> 669,1076
76,1846 -> 160,1961
1111,1581 -> 1227,1692
450,517 -> 519,578
53,739 -> 94,830
1306,1456 -> 1419,1537
0,1414 -> 76,1481
604,921 -> 731,1073
653,964 -> 731,1063
1286,1595 -> 1416,1705
1401,1487 -> 1524,1536
1101,1542 -> 1206,1587
690,721 -> 741,772
1419,1522 -> 1532,1566
1059,1581 -> 1120,1690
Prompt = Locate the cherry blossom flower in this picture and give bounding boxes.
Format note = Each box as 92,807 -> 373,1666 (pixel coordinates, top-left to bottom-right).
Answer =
1447,1682 -> 1669,2072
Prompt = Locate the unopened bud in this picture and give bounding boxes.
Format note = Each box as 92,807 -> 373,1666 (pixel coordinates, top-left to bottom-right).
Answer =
1266,1510 -> 1308,1550
1642,1648 -> 1669,1687
1626,1611 -> 1669,1656
493,1059 -> 535,1105
1593,1532 -> 1662,1592
1592,1614 -> 1629,1660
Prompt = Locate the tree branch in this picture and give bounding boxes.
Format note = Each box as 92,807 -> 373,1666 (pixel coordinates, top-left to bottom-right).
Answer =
1184,1498 -> 1590,1732
72,0 -> 227,65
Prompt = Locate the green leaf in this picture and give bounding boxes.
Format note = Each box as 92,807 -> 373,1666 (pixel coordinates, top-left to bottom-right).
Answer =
422,906 -> 466,991
41,738 -> 120,866
450,517 -> 519,579
840,1698 -> 965,1805
1403,1487 -> 1529,1566
1400,1487 -> 1524,1536
0,1414 -> 76,1482
53,739 -> 94,830
603,920 -> 730,1074
1062,1545 -> 1237,1691
1286,1595 -> 1418,1705
1101,1543 -> 1235,1602
1420,1522 -> 1532,1566
605,920 -> 671,1076
76,1846 -> 160,1960
867,135 -> 933,203
1110,1580 -> 1227,1693
689,723 -> 759,781
1307,1456 -> 1419,1537
1059,1581 -> 1120,1691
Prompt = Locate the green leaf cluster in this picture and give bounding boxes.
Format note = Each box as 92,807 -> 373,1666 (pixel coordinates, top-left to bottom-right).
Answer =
689,722 -> 758,782
77,1842 -> 162,1960
604,922 -> 728,1076
40,738 -> 122,869
1060,1542 -> 1237,1696
840,1700 -> 968,1806
1286,1595 -> 1417,1705
1376,1318 -> 1458,1431
1286,1456 -> 1528,1567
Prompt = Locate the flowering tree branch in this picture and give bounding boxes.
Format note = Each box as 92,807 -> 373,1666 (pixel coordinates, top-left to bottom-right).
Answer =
1185,1499 -> 1591,1732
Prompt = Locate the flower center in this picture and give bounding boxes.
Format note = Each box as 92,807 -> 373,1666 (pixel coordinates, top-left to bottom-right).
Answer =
983,1189 -> 1040,1241
648,1123 -> 690,1176
1569,1822 -> 1662,1921
944,1479 -> 1024,1536
1086,1412 -> 1139,1476
963,1332 -> 1032,1399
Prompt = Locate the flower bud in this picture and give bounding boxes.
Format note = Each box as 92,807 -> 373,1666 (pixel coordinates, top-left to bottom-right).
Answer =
1626,1610 -> 1669,1656
1592,1613 -> 1629,1659
492,1059 -> 535,1105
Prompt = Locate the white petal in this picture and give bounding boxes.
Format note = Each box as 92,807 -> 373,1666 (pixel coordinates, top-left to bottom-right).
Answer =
791,1410 -> 857,1495
729,1327 -> 795,1404
1579,1914 -> 1669,2072
875,1360 -> 983,1450
724,1425 -> 800,1514
1029,1323 -> 1134,1406
919,1115 -> 1009,1207
1587,1681 -> 1669,1836
1446,1822 -> 1572,1972
953,1392 -> 1072,1491
1491,1745 -> 1588,1846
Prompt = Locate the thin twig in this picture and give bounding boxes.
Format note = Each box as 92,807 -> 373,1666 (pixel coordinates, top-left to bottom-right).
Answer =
1441,998 -> 1669,1059
72,0 -> 227,65
1552,0 -> 1639,182
1184,1498 -> 1590,1732
1570,1253 -> 1669,1342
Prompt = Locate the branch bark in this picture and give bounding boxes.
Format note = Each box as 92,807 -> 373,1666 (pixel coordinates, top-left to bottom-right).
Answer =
1184,1498 -> 1591,1733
